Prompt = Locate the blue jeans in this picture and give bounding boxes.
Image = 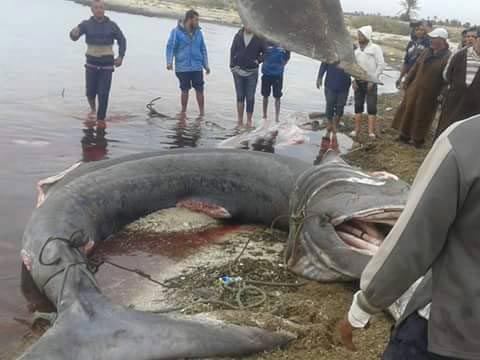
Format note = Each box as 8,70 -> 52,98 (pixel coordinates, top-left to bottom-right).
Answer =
383,313 -> 455,360
325,87 -> 349,121
233,72 -> 258,114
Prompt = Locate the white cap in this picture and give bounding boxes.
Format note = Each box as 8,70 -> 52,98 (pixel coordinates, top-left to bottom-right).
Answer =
428,28 -> 448,40
358,25 -> 373,41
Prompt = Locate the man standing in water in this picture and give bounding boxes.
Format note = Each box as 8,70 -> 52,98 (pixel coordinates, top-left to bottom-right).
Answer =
351,26 -> 385,140
230,26 -> 266,127
261,41 -> 290,123
166,10 -> 210,116
70,0 -> 126,127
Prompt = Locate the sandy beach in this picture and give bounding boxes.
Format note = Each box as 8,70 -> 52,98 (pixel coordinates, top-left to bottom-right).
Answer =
67,0 -> 242,25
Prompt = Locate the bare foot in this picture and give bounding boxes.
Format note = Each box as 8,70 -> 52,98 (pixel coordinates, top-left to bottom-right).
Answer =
88,111 -> 96,120
96,120 -> 107,130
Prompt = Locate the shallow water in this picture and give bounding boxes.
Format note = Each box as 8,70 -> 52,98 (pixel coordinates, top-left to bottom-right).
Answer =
0,0 -> 399,353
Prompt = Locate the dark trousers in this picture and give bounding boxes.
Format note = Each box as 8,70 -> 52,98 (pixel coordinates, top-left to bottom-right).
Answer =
233,72 -> 258,113
383,313 -> 455,360
86,67 -> 113,121
325,87 -> 349,120
354,80 -> 378,115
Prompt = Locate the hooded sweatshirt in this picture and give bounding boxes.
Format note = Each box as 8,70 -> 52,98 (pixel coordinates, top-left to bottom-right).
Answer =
230,29 -> 266,72
166,21 -> 209,73
354,26 -> 385,81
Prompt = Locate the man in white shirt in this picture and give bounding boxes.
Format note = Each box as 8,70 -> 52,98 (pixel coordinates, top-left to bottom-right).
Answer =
351,26 -> 385,140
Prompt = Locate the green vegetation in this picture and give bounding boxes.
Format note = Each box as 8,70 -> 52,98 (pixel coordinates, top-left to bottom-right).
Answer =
399,0 -> 420,21
347,15 -> 411,36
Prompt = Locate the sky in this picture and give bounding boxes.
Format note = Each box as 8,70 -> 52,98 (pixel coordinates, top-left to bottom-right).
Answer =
341,0 -> 479,24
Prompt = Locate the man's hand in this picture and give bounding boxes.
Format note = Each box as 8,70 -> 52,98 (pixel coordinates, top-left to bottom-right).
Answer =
114,57 -> 123,68
70,26 -> 81,41
352,80 -> 358,91
167,64 -> 173,71
335,316 -> 357,351
205,67 -> 211,75
367,82 -> 374,93
395,78 -> 402,89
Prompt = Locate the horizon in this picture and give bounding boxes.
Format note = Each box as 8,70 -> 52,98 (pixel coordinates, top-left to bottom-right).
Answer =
341,0 -> 479,25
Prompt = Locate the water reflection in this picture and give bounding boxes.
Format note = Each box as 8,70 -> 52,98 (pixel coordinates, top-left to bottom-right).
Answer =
166,115 -> 203,149
81,121 -> 109,162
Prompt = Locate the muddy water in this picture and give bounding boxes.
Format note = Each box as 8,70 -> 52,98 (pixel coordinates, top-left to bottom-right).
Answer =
0,0 -> 399,353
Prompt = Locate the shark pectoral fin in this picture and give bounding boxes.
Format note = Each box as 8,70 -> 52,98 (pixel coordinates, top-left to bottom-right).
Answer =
18,290 -> 292,360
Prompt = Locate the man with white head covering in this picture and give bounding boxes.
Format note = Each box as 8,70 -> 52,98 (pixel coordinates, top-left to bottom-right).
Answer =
351,26 -> 385,140
392,28 -> 451,148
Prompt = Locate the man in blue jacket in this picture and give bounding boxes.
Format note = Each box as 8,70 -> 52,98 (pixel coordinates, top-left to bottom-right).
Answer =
166,10 -> 210,116
261,42 -> 290,123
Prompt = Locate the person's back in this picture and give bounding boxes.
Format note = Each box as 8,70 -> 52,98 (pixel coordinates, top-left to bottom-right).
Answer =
262,44 -> 290,77
261,43 -> 290,122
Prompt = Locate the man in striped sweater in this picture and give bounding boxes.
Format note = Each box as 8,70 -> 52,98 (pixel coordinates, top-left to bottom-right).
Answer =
436,28 -> 480,138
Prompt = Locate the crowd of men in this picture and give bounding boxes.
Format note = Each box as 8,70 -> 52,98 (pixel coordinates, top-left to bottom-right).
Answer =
69,2 -> 480,360
69,0 -> 480,151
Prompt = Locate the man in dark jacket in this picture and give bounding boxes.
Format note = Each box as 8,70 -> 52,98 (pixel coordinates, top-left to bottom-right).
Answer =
261,42 -> 290,123
396,22 -> 431,89
70,0 -> 126,126
230,26 -> 266,127
317,63 -> 351,148
436,28 -> 480,138
166,10 -> 210,116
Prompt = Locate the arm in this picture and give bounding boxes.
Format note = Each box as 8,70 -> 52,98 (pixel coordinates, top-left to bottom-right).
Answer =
443,52 -> 456,83
374,45 -> 386,80
317,63 -> 328,88
112,22 -> 126,59
229,35 -> 238,69
166,29 -> 177,69
70,21 -> 86,41
350,135 -> 461,323
257,38 -> 267,65
404,50 -> 425,88
201,33 -> 210,72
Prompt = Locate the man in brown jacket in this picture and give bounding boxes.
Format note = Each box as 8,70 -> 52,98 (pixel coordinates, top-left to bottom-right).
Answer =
435,29 -> 480,138
392,28 -> 451,148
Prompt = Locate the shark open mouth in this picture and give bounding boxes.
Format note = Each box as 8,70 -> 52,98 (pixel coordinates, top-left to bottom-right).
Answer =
331,207 -> 404,256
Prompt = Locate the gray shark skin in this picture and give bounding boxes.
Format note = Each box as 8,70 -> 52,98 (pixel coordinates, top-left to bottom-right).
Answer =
19,149 -> 309,360
235,0 -> 370,80
286,151 -> 410,282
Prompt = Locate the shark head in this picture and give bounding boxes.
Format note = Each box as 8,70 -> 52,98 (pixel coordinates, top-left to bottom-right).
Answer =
286,151 -> 410,281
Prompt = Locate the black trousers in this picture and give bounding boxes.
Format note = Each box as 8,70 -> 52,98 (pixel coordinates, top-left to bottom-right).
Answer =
383,313 -> 455,360
86,66 -> 113,121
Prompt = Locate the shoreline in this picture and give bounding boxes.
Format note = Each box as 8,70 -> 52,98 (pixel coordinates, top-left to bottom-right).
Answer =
66,0 -> 242,27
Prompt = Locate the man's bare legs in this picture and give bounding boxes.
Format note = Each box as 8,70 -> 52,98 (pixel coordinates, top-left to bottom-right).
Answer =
354,113 -> 362,136
196,90 -> 205,116
246,112 -> 254,128
262,97 -> 268,120
275,98 -> 281,123
237,102 -> 245,126
181,91 -> 189,114
368,115 -> 377,138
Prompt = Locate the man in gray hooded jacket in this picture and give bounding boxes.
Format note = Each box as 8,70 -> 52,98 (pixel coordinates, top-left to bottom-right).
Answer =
337,114 -> 480,359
